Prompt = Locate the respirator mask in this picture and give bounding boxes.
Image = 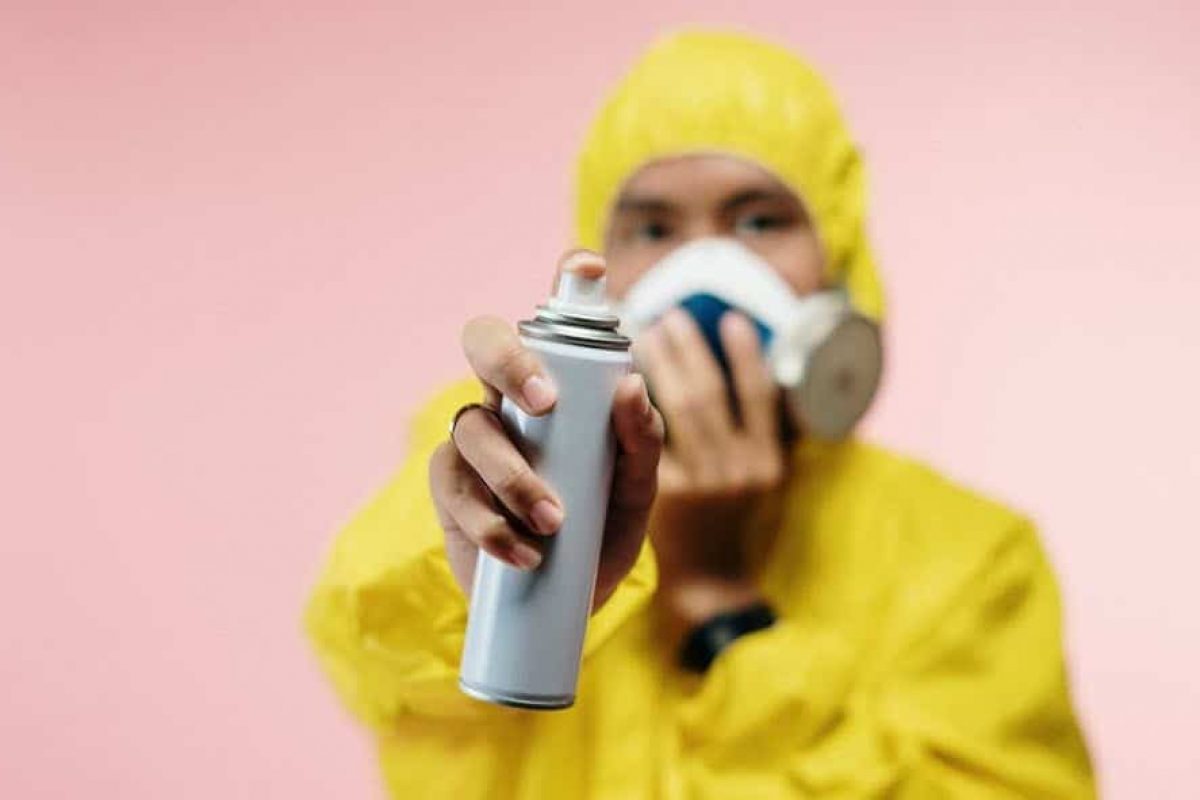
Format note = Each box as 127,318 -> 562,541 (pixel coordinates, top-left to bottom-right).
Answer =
616,238 -> 883,440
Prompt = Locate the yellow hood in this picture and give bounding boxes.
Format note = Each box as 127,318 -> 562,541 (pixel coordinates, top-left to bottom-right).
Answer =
574,29 -> 885,319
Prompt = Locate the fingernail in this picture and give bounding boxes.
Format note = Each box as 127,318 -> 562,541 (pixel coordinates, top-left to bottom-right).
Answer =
722,311 -> 751,336
511,541 -> 543,570
664,308 -> 691,334
522,374 -> 557,412
560,249 -> 606,278
635,375 -> 652,416
530,499 -> 564,535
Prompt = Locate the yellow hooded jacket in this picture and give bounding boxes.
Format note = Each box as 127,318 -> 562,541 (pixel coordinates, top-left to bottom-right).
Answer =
305,31 -> 1095,799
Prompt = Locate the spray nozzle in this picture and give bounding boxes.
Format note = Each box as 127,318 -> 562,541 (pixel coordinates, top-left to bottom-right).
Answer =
520,250 -> 628,349
549,251 -> 608,312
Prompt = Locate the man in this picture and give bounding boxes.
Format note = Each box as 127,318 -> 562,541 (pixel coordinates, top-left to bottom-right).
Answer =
306,29 -> 1095,798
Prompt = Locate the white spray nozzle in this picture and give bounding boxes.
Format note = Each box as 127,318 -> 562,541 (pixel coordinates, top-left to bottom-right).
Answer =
550,251 -> 608,311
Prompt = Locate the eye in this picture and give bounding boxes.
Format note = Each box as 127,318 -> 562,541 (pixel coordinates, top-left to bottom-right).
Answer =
736,213 -> 788,234
636,221 -> 672,242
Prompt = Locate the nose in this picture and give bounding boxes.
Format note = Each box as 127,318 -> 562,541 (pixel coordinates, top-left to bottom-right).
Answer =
679,219 -> 724,244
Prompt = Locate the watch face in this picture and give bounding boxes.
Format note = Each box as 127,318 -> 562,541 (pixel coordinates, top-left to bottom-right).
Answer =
793,314 -> 883,439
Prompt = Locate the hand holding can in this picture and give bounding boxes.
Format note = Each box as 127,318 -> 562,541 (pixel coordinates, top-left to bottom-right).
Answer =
427,249 -> 664,708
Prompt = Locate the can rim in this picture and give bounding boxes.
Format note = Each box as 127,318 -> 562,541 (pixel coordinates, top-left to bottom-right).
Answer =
534,305 -> 620,330
518,319 -> 631,351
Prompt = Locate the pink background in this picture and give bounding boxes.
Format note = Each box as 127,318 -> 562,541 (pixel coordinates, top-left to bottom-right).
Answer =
2,2 -> 1196,797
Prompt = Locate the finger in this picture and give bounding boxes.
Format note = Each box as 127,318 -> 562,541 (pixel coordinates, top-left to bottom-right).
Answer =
462,316 -> 557,416
633,325 -> 706,466
659,308 -> 737,439
610,373 -> 664,513
429,442 -> 543,572
720,311 -> 778,444
596,374 -> 663,609
429,443 -> 478,591
451,405 -> 565,536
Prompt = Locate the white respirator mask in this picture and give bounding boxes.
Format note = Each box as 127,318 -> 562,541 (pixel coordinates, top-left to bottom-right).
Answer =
615,237 -> 883,440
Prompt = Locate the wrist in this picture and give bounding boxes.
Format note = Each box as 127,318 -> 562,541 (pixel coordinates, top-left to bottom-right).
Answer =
656,577 -> 764,650
667,578 -> 763,625
678,600 -> 778,674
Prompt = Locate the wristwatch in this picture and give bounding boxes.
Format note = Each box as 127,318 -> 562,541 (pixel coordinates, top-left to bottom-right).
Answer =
678,601 -> 777,673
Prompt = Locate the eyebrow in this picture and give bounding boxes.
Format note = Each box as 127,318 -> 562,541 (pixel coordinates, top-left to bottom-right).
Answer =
612,185 -> 799,217
720,187 -> 797,213
613,195 -> 678,215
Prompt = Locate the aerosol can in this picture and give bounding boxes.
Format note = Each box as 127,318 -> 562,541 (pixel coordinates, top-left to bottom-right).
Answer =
459,264 -> 631,709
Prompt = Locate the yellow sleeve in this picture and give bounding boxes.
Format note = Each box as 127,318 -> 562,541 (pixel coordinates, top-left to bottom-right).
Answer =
673,520 -> 1096,798
303,379 -> 657,731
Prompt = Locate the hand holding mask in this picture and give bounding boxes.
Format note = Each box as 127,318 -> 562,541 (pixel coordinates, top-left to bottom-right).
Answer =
617,238 -> 883,440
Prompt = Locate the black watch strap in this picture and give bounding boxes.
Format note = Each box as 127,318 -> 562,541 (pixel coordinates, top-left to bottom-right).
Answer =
678,601 -> 777,673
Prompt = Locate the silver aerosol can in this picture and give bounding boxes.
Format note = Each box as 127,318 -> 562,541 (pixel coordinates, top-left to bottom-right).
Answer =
459,265 -> 631,710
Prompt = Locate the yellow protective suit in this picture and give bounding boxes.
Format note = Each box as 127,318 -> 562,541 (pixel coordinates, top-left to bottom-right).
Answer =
305,29 -> 1094,799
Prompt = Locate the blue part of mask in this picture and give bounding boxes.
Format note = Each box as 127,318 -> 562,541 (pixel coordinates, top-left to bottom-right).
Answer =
678,293 -> 773,374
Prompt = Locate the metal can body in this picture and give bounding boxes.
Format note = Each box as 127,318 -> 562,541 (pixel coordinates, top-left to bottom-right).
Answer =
459,336 -> 631,709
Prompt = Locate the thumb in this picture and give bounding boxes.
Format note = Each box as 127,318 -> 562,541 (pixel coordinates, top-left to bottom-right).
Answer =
594,374 -> 663,609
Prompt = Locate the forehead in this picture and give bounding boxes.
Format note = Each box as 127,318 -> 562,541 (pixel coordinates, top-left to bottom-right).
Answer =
616,153 -> 796,205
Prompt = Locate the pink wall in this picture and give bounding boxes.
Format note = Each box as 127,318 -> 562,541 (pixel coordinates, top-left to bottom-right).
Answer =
2,2 -> 1196,797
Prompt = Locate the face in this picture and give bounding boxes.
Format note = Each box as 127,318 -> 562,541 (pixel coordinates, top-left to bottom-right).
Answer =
602,153 -> 826,300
